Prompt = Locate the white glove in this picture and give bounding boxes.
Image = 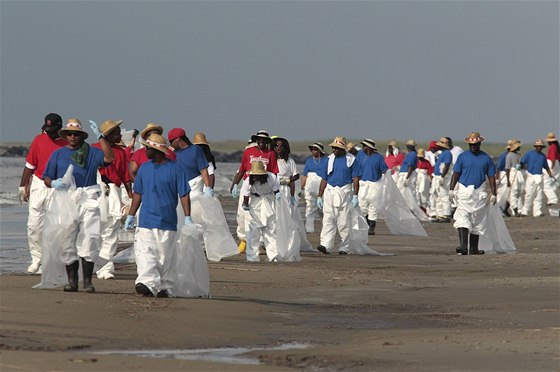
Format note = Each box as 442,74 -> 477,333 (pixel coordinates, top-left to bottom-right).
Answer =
51,178 -> 69,191
89,120 -> 103,139
17,186 -> 26,203
317,197 -> 323,209
231,184 -> 239,199
448,190 -> 455,203
124,215 -> 135,230
352,195 -> 359,208
279,177 -> 291,185
203,186 -> 213,198
490,195 -> 497,205
275,192 -> 282,200
242,203 -> 250,211
184,216 -> 193,225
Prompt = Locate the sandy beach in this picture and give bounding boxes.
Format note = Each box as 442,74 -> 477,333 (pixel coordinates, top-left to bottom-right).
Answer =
1,197 -> 559,371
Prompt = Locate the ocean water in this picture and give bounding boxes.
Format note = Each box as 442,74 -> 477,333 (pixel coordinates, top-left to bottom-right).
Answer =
0,158 -> 304,274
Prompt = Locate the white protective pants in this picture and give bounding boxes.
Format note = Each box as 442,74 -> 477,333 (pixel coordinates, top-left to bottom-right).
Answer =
543,159 -> 559,204
361,180 -> 383,221
27,175 -> 54,266
453,182 -> 489,235
432,174 -> 452,218
416,169 -> 430,209
304,172 -> 322,233
189,174 -> 205,199
235,179 -> 247,241
397,171 -> 418,210
60,186 -> 102,265
320,184 -> 352,253
521,173 -> 544,216
96,183 -> 124,278
245,195 -> 277,262
496,173 -> 509,208
134,227 -> 177,296
508,169 -> 525,211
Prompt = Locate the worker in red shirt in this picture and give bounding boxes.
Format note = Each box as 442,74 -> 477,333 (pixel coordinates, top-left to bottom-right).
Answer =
18,113 -> 67,274
544,132 -> 559,205
385,140 -> 405,180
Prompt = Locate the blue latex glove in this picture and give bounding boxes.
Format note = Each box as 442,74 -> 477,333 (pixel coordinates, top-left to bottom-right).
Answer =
317,197 -> 323,210
242,203 -> 250,211
291,195 -> 297,206
275,192 -> 282,200
124,215 -> 135,230
515,163 -> 522,170
231,184 -> 239,199
203,186 -> 214,198
184,216 -> 193,225
89,120 -> 103,139
352,195 -> 359,208
51,178 -> 69,191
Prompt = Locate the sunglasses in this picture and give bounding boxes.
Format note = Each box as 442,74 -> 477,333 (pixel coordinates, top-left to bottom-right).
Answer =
67,133 -> 81,137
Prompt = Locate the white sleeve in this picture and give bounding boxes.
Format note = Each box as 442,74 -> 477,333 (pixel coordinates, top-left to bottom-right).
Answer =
241,178 -> 251,197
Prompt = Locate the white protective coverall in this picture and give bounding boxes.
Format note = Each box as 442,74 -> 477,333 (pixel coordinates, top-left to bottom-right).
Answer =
360,180 -> 383,222
416,169 -> 430,210
27,174 -> 55,269
304,172 -> 322,233
520,173 -> 544,216
432,172 -> 452,218
453,182 -> 489,235
96,182 -> 123,279
507,168 -> 525,212
320,183 -> 353,253
543,158 -> 559,204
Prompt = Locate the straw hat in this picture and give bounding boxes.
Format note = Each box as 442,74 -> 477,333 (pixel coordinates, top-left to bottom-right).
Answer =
329,136 -> 347,150
388,140 -> 398,147
405,139 -> 416,147
509,140 -> 522,152
346,142 -> 356,151
192,132 -> 209,145
308,142 -> 325,154
100,119 -> 123,137
247,161 -> 268,175
436,137 -> 450,149
250,130 -> 272,143
140,123 -> 163,140
546,132 -> 557,142
464,132 -> 485,144
533,138 -> 546,147
141,133 -> 169,154
360,139 -> 376,150
505,139 -> 514,150
417,148 -> 426,158
59,118 -> 88,140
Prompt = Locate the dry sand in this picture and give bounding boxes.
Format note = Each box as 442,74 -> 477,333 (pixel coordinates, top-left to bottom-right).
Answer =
1,198 -> 559,371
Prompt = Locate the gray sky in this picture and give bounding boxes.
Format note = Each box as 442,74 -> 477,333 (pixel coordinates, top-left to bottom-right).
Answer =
1,0 -> 558,145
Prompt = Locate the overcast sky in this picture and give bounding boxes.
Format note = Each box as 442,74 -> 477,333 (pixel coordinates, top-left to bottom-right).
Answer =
1,1 -> 558,145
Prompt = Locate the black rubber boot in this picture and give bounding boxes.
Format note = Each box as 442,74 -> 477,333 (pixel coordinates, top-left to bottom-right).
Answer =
455,228 -> 469,255
503,201 -> 511,217
64,260 -> 79,292
469,234 -> 484,255
81,258 -> 96,293
367,218 -> 376,235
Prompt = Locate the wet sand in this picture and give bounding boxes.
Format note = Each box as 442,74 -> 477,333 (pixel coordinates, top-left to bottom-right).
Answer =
1,197 -> 559,371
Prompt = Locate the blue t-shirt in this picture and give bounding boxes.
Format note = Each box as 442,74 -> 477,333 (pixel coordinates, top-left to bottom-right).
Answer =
361,153 -> 388,182
303,156 -> 328,176
318,155 -> 362,187
134,160 -> 191,231
520,150 -> 549,175
43,145 -> 106,188
434,150 -> 452,176
174,145 -> 209,182
400,151 -> 417,173
355,149 -> 368,167
453,150 -> 496,188
496,151 -> 508,171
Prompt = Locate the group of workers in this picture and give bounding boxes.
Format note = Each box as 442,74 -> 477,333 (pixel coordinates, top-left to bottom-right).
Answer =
17,113 -> 559,296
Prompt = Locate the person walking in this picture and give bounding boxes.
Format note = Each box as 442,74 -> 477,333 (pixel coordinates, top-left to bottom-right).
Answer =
124,133 -> 192,297
416,148 -> 433,214
449,132 -> 496,255
300,142 -> 328,233
129,123 -> 175,181
273,137 -> 299,205
496,140 -> 513,216
543,132 -> 559,205
18,113 -> 67,274
431,137 -> 453,223
316,136 -> 362,255
397,139 -> 419,208
358,139 -> 388,235
519,139 -> 555,217
43,118 -> 115,292
192,132 -> 217,189
385,140 -> 405,179
504,140 -> 524,217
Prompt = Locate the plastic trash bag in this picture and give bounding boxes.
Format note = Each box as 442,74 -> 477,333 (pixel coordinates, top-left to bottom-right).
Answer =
479,204 -> 516,254
347,207 -> 393,256
113,246 -> 135,264
275,197 -> 302,262
291,197 -> 313,252
172,224 -> 210,298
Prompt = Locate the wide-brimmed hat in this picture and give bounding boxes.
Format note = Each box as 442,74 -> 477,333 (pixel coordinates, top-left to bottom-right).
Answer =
509,140 -> 522,151
141,133 -> 169,154
247,160 -> 268,175
405,139 -> 416,147
388,140 -> 398,147
505,139 -> 514,150
417,148 -> 426,158
42,113 -> 63,132
436,137 -> 450,149
308,142 -> 325,154
100,119 -> 123,137
250,130 -> 272,143
329,136 -> 347,150
546,132 -> 557,142
168,128 -> 186,142
346,141 -> 356,151
59,118 -> 88,140
192,132 -> 209,145
140,123 -> 163,140
465,132 -> 485,144
360,139 -> 376,150
533,138 -> 546,147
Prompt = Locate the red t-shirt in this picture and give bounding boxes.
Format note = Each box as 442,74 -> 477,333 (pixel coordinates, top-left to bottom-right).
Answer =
131,146 -> 176,167
92,143 -> 131,186
546,143 -> 560,162
417,158 -> 434,175
25,133 -> 67,179
238,146 -> 279,179
385,153 -> 405,174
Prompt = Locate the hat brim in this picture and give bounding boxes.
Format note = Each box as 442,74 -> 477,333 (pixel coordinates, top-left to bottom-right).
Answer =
465,137 -> 485,144
360,141 -> 377,150
435,141 -> 449,149
509,143 -> 521,151
141,140 -> 168,154
140,125 -> 163,140
546,137 -> 557,142
534,144 -> 546,148
59,129 -> 88,140
308,145 -> 325,154
102,121 -> 123,136
251,135 -> 272,143
329,142 -> 346,149
248,170 -> 268,176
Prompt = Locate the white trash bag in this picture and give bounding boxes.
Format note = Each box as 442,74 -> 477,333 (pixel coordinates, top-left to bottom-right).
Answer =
276,197 -> 302,262
479,204 -> 516,254
172,224 -> 210,298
